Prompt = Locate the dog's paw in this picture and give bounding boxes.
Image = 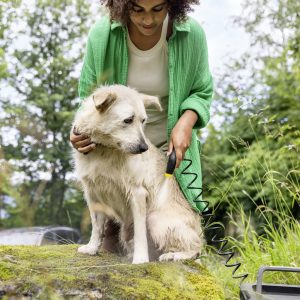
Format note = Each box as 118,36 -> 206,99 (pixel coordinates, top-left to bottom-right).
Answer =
159,251 -> 199,262
77,244 -> 99,255
132,255 -> 149,264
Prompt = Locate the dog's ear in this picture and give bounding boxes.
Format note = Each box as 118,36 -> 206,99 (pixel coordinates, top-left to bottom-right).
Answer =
93,92 -> 117,113
141,94 -> 163,111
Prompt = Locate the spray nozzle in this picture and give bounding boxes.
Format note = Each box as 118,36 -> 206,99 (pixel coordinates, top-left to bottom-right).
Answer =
165,149 -> 176,177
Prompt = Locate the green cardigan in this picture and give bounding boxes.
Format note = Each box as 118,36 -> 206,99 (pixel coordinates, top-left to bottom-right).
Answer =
78,15 -> 213,212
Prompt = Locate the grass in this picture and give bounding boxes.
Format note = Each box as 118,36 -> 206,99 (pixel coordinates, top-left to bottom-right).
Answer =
201,134 -> 300,299
202,206 -> 300,300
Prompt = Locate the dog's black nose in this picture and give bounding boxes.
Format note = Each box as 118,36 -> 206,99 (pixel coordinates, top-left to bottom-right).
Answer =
139,142 -> 148,153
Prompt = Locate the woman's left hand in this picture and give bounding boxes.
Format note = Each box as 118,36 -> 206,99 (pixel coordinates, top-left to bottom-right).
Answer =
167,110 -> 198,168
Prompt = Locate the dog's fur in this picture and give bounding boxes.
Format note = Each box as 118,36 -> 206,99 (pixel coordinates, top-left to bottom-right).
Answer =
72,85 -> 203,264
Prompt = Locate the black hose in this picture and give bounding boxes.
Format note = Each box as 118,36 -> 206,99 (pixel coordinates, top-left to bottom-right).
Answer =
165,151 -> 248,285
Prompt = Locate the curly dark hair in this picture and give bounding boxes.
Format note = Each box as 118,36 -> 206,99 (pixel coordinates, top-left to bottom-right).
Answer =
100,0 -> 200,25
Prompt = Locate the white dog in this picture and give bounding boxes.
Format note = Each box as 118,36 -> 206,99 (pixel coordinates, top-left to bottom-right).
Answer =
72,85 -> 203,264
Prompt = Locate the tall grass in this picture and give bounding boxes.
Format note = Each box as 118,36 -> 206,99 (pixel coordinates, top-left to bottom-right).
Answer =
202,140 -> 300,299
202,184 -> 300,299
203,205 -> 300,299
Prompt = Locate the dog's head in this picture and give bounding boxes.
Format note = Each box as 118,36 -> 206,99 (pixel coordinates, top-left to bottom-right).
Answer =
74,85 -> 162,154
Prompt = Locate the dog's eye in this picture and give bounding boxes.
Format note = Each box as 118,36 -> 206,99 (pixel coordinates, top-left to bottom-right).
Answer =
142,118 -> 146,124
124,117 -> 134,124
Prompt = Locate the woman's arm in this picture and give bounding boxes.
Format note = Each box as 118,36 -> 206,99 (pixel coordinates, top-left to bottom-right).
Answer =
169,22 -> 213,167
70,34 -> 97,154
168,110 -> 198,168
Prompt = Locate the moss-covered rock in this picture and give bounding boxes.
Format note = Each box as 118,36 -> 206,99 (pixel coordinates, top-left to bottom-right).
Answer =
0,245 -> 224,299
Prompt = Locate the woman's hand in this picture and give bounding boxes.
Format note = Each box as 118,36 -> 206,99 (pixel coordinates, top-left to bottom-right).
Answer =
167,110 -> 198,168
70,127 -> 96,154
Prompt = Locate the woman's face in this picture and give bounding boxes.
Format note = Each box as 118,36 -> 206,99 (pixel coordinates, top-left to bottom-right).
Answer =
128,0 -> 168,37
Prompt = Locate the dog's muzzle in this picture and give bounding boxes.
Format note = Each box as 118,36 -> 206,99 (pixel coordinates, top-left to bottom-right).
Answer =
138,142 -> 148,153
128,141 -> 148,154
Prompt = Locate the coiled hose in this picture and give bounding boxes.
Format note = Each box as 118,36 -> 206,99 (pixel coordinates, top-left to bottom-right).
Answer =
166,149 -> 248,285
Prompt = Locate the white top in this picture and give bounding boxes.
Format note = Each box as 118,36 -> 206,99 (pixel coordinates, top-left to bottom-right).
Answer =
127,15 -> 169,149
127,15 -> 169,97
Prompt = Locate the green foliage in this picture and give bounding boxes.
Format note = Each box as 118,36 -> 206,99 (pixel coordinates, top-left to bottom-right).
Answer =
0,0 -> 21,79
201,1 -> 300,297
202,0 -> 300,224
203,113 -> 299,221
0,0 -> 94,228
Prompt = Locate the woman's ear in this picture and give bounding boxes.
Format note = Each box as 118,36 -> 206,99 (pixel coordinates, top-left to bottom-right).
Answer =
141,94 -> 163,111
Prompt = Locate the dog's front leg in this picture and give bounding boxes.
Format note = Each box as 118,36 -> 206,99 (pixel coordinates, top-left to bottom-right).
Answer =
130,187 -> 149,264
78,209 -> 106,255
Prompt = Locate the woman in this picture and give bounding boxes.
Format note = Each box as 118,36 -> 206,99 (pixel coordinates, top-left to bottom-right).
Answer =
70,0 -> 213,252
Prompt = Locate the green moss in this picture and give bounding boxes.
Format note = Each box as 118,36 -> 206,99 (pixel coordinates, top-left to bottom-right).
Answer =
0,262 -> 14,280
0,245 -> 224,299
185,274 -> 225,300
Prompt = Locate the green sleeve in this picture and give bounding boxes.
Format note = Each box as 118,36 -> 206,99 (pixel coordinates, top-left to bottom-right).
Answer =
179,26 -> 213,129
78,36 -> 97,100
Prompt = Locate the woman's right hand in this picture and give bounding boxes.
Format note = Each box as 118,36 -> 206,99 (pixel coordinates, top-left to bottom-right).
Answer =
70,127 -> 96,154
